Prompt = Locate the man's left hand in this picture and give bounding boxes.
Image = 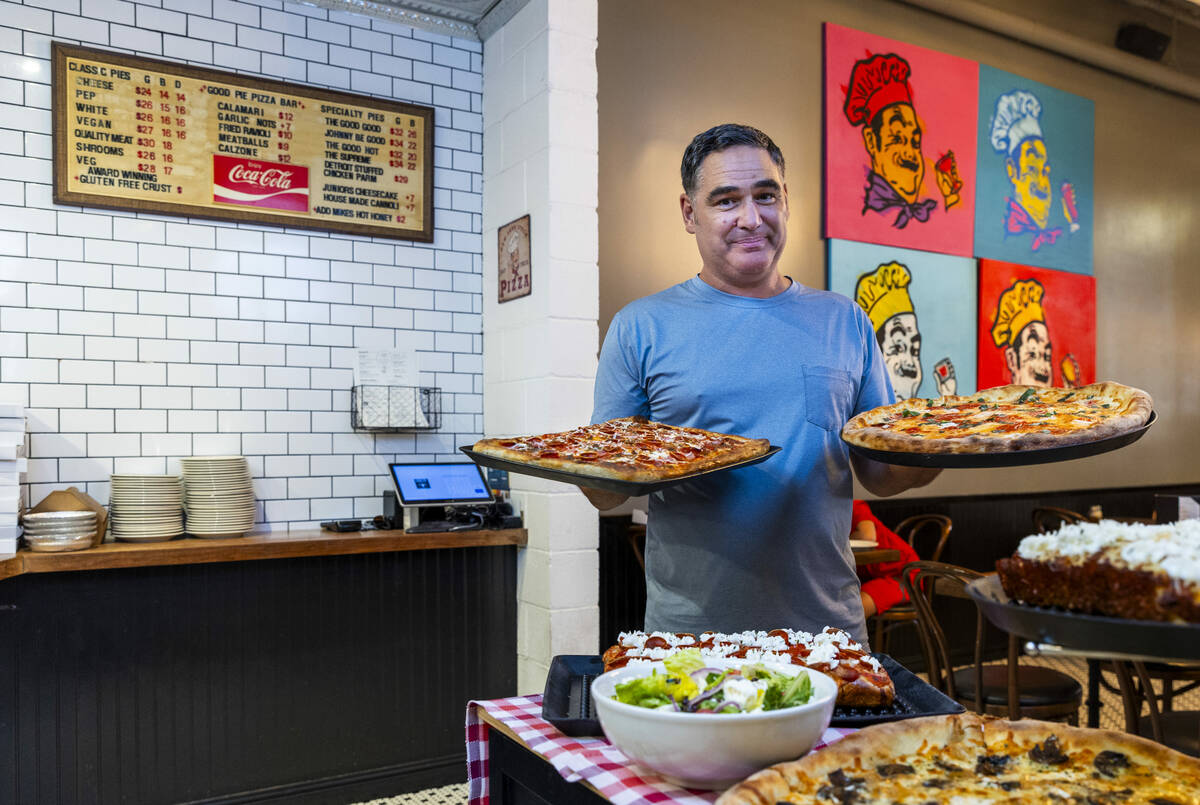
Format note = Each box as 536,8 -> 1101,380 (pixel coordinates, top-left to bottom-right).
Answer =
850,453 -> 942,497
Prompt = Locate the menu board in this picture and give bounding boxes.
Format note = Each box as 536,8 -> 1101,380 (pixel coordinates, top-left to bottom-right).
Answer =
52,42 -> 433,241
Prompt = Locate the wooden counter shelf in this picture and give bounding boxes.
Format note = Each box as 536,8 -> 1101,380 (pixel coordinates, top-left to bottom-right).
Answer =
0,526 -> 527,581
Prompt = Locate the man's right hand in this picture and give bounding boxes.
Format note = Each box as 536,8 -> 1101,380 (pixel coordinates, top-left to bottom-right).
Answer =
578,486 -> 629,511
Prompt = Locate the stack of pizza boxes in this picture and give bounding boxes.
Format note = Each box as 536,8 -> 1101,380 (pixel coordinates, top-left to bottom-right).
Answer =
0,404 -> 28,555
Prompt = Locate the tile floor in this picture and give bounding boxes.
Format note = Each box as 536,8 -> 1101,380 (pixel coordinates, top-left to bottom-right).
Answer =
362,656 -> 1200,804
357,782 -> 468,805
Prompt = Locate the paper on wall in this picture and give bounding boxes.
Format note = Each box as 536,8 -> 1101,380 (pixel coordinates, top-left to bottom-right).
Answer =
353,345 -> 429,428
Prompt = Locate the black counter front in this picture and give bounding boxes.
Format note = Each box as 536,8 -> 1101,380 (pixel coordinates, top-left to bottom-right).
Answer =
0,530 -> 524,804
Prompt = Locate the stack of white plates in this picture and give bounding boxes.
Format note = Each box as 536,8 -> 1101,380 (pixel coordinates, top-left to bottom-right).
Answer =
21,510 -> 97,552
110,474 -> 184,542
180,456 -> 255,538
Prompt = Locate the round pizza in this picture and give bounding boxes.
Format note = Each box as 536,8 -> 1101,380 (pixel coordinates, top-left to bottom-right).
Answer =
717,712 -> 1200,804
472,416 -> 770,483
841,382 -> 1153,454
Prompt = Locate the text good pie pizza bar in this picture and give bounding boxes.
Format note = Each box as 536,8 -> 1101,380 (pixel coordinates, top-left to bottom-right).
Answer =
52,42 -> 433,240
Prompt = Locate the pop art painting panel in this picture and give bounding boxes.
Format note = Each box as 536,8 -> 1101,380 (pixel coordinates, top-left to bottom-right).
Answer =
828,239 -> 978,399
975,66 -> 1094,274
824,23 -> 978,257
977,259 -> 1095,390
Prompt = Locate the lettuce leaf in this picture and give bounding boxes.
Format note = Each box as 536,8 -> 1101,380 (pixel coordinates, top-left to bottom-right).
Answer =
761,669 -> 813,711
662,647 -> 705,677
613,670 -> 674,709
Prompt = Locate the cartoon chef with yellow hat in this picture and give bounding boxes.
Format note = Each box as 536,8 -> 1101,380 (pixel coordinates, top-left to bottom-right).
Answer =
855,262 -> 955,399
991,278 -> 1053,387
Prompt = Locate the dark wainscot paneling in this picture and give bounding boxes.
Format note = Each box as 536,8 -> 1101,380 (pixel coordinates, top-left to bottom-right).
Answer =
0,546 -> 517,805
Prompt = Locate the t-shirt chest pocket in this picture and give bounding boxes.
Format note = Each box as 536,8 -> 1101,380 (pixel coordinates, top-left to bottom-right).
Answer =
803,365 -> 855,431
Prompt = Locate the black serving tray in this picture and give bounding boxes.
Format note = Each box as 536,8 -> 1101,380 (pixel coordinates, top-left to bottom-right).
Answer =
967,574 -> 1200,661
541,653 -> 962,737
541,654 -> 607,737
829,654 -> 964,726
844,410 -> 1156,468
460,445 -> 781,496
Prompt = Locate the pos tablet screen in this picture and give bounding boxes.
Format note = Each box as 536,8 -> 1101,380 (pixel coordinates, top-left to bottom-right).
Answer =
388,462 -> 494,506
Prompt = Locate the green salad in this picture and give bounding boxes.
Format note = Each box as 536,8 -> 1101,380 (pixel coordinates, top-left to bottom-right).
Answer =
611,648 -> 813,714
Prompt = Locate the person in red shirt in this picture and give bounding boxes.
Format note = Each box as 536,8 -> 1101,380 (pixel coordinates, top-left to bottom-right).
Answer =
852,499 -> 920,617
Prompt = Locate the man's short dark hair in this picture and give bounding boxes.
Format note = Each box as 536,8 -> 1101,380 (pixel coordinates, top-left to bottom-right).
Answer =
681,124 -> 785,198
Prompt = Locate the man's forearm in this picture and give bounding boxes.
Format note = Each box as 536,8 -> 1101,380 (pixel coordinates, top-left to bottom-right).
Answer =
578,486 -> 630,511
850,452 -> 942,497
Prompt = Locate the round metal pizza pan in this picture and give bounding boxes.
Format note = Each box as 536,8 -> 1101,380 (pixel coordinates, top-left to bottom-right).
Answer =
966,573 -> 1200,660
844,410 -> 1156,468
458,444 -> 781,496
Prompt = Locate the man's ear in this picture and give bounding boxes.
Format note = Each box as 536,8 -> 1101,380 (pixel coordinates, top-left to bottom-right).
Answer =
1004,346 -> 1019,379
862,127 -> 878,159
1006,158 -> 1017,185
680,192 -> 697,234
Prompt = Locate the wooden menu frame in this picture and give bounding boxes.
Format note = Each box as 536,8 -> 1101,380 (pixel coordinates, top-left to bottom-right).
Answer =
52,42 -> 434,241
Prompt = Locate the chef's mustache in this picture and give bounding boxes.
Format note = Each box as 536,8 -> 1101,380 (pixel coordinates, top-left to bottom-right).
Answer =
894,364 -> 919,379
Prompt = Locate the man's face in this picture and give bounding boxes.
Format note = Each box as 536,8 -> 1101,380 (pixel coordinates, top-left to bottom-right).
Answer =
1005,321 -> 1053,386
681,145 -> 789,296
1007,139 -> 1051,228
864,103 -> 924,203
880,312 -> 922,399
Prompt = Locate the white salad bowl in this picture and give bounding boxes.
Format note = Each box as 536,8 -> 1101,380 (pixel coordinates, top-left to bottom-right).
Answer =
590,657 -> 838,790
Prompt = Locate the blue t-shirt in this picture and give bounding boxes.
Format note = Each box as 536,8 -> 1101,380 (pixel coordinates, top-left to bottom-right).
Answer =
592,277 -> 894,644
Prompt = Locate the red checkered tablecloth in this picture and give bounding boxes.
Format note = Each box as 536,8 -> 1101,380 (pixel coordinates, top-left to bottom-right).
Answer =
465,694 -> 855,805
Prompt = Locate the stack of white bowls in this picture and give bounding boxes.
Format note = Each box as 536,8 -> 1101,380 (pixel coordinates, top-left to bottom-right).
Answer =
21,510 -> 98,552
109,474 -> 184,542
180,456 -> 255,538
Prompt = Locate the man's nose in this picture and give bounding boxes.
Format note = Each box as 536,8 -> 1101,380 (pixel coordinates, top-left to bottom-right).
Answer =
737,199 -> 761,229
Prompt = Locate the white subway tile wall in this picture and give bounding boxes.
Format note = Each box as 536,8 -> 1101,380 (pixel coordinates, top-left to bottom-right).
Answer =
0,0 -> 484,531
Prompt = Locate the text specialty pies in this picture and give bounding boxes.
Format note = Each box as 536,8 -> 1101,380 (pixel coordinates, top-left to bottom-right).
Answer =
717,712 -> 1200,804
841,382 -> 1153,454
472,416 -> 770,483
602,628 -> 894,708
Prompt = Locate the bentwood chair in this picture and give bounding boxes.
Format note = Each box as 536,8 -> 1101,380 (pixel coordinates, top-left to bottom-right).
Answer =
1110,660 -> 1200,756
869,514 -> 953,655
903,560 -> 1082,724
1032,506 -> 1090,532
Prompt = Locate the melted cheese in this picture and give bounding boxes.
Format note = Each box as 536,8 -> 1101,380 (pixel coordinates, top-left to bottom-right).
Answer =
777,740 -> 1200,803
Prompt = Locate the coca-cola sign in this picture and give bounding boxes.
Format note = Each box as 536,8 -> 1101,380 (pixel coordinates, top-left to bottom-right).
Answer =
212,155 -> 309,212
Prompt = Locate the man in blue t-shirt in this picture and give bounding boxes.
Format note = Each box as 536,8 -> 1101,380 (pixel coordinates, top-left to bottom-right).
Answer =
584,124 -> 940,644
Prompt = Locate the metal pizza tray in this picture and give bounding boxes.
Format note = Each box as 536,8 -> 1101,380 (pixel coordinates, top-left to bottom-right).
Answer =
844,410 -> 1156,468
459,444 -> 781,496
540,653 -> 961,737
967,574 -> 1200,660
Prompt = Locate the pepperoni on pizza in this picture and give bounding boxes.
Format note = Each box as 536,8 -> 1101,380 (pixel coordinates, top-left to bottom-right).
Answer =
472,416 -> 771,483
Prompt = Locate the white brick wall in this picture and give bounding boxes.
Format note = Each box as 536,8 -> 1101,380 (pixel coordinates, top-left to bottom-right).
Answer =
0,0 -> 484,531
483,0 -> 599,694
